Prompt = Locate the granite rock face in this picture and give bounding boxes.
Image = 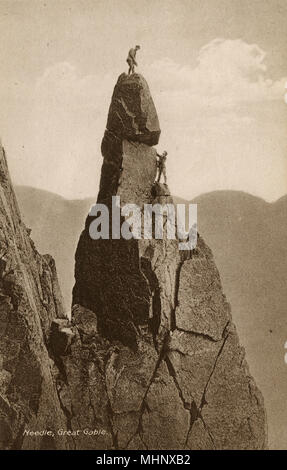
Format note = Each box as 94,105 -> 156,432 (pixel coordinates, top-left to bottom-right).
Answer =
70,74 -> 267,449
0,71 -> 267,450
104,73 -> 160,146
0,145 -> 72,450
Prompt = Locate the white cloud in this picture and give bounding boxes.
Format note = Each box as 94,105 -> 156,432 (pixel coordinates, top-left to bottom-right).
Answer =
148,39 -> 286,109
35,62 -> 113,109
16,62 -> 115,198
1,39 -> 286,201
145,39 -> 287,202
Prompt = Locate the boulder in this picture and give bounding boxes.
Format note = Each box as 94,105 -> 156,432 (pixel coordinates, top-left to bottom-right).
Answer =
104,73 -> 161,146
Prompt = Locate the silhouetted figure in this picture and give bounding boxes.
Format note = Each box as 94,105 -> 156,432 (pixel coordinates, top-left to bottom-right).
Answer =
156,151 -> 168,184
127,45 -> 140,75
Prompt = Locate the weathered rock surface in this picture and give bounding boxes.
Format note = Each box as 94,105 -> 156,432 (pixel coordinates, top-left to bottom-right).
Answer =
0,144 -> 72,450
104,73 -> 160,146
70,73 -> 267,449
0,72 -> 267,450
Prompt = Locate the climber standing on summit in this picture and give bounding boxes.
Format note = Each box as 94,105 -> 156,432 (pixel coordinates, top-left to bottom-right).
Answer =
127,45 -> 140,75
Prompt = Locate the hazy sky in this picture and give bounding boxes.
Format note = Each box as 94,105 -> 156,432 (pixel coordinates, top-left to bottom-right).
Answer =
0,0 -> 286,200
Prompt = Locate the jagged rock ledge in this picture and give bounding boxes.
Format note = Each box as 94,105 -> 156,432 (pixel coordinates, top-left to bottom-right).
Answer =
70,73 -> 267,449
0,71 -> 267,450
0,144 -> 72,450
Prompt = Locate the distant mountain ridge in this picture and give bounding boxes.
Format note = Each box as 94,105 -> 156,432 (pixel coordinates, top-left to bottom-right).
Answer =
15,185 -> 287,449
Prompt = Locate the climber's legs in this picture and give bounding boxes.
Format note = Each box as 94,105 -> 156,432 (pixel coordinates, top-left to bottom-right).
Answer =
127,59 -> 134,75
162,168 -> 167,184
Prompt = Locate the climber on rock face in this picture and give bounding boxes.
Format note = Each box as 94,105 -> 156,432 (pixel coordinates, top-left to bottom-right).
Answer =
127,45 -> 140,75
156,151 -> 168,185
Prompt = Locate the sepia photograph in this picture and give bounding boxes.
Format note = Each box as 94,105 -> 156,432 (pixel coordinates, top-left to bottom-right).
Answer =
0,0 -> 286,456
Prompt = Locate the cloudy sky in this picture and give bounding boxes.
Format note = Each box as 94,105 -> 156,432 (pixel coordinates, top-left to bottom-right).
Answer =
0,0 -> 286,200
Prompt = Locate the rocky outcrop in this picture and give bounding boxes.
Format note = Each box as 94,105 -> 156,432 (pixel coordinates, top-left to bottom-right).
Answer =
0,144 -> 73,450
0,72 -> 267,450
105,73 -> 160,146
98,73 -> 160,206
70,74 -> 267,449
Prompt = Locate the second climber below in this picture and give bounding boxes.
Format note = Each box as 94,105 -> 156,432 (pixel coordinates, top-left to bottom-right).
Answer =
156,151 -> 168,185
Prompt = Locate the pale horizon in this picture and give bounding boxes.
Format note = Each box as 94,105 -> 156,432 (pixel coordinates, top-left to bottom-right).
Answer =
13,182 -> 287,204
